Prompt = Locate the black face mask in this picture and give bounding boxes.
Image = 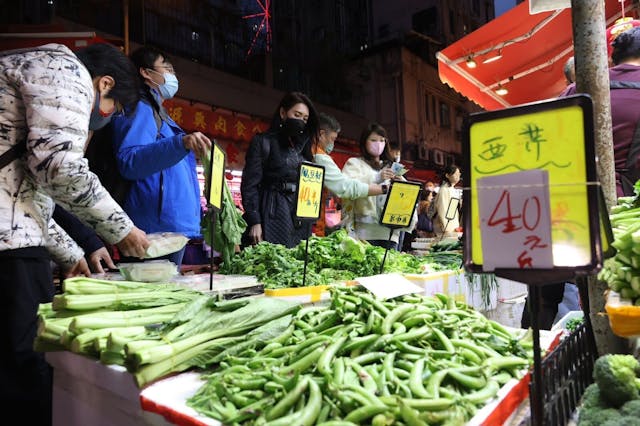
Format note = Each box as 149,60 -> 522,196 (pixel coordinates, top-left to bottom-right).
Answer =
281,117 -> 306,137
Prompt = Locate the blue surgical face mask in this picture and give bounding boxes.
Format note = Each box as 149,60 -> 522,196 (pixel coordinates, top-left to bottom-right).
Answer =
325,142 -> 334,154
88,91 -> 115,130
148,69 -> 179,99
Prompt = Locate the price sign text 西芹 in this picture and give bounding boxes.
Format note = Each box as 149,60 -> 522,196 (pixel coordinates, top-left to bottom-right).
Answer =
469,105 -> 592,268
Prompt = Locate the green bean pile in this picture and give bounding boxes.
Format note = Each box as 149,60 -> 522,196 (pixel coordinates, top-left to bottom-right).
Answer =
187,287 -> 533,425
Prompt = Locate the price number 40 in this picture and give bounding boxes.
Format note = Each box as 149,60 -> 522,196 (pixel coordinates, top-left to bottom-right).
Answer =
487,190 -> 541,234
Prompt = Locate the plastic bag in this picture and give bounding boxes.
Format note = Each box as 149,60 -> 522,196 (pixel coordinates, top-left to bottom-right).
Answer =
145,232 -> 189,259
118,260 -> 178,282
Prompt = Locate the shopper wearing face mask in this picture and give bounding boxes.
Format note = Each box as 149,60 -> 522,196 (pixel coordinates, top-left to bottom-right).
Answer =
241,92 -> 319,248
111,47 -> 211,267
313,113 -> 389,198
311,113 -> 388,236
0,42 -> 150,426
341,123 -> 417,250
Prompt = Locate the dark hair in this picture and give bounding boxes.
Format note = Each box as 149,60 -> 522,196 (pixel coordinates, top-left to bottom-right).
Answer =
75,43 -> 140,112
270,92 -> 319,160
358,122 -> 394,169
130,46 -> 170,73
612,27 -> 640,65
318,112 -> 341,133
439,164 -> 460,186
270,91 -> 319,133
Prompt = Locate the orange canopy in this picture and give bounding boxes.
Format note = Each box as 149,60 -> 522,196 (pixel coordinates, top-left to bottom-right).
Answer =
436,0 -> 634,111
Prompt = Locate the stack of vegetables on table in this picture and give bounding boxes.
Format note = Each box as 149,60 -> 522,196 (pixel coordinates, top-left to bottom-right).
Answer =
599,180 -> 640,305
35,276 -> 299,386
220,228 -> 463,289
577,354 -> 640,425
187,286 -> 533,425
36,276 -> 533,424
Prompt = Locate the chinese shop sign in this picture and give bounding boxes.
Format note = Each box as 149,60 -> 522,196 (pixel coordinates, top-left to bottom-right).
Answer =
462,95 -> 602,275
164,100 -> 268,143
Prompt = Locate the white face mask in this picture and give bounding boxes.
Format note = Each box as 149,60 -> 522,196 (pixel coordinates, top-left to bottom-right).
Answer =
148,68 -> 179,99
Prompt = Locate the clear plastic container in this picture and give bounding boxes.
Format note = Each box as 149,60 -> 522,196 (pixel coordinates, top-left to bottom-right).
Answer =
118,260 -> 178,282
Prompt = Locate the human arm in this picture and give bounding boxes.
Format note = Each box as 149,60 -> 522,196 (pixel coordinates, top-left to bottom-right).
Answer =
20,47 -> 142,251
53,204 -> 117,273
112,102 -> 202,180
313,153 -> 383,199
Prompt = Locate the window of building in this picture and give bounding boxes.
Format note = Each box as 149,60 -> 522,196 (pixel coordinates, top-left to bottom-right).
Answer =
472,0 -> 480,15
440,101 -> 451,128
425,93 -> 431,124
412,7 -> 439,39
378,24 -> 389,38
449,10 -> 455,36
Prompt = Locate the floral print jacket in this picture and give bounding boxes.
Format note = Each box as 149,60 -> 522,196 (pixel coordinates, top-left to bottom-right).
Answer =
0,44 -> 134,267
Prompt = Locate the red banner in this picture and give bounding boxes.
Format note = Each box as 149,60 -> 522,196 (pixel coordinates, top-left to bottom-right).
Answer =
163,99 -> 269,144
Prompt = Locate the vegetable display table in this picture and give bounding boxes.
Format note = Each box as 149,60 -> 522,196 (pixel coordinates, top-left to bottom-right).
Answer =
47,351 -> 171,426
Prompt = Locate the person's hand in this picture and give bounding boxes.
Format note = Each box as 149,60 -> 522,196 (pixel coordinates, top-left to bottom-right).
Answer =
65,258 -> 91,278
182,132 -> 212,159
87,247 -> 116,273
248,224 -> 263,245
380,167 -> 395,181
116,226 -> 150,259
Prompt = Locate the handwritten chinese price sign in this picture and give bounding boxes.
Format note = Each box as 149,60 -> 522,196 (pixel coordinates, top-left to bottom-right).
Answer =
380,181 -> 421,228
296,162 -> 325,220
207,142 -> 226,211
466,95 -> 599,272
477,170 -> 553,271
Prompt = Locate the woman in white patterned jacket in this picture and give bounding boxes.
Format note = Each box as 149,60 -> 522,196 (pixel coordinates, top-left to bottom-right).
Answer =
0,42 -> 149,425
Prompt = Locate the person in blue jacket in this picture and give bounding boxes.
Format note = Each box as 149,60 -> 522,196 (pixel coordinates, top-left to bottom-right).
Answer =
112,47 -> 211,266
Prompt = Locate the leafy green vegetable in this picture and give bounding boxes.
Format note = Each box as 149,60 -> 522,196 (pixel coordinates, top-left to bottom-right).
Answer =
201,149 -> 247,266
220,229 -> 463,289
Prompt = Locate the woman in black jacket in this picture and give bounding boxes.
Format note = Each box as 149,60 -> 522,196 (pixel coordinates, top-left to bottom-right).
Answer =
241,92 -> 319,248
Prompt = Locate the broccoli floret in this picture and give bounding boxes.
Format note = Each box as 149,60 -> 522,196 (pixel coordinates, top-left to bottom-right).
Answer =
602,416 -> 640,426
620,399 -> 640,417
581,383 -> 609,409
593,354 -> 640,407
578,407 -> 620,426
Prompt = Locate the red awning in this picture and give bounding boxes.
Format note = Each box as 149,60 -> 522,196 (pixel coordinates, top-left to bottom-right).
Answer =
436,0 -> 634,111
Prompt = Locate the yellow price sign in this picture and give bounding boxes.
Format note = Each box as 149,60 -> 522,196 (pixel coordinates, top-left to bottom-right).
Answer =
380,181 -> 421,228
296,162 -> 325,220
465,95 -> 600,273
207,142 -> 226,210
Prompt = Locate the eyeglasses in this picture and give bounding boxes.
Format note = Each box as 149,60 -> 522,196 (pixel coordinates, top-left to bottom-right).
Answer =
149,64 -> 176,75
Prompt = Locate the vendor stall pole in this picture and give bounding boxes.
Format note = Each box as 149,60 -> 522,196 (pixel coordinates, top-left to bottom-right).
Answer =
571,0 -> 628,355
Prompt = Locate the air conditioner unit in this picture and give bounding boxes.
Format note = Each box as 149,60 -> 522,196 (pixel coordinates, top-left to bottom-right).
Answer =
418,145 -> 431,161
445,153 -> 456,166
432,149 -> 445,166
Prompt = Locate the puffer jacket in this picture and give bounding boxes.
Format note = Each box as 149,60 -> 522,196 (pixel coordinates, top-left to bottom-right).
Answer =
111,89 -> 202,238
0,44 -> 134,265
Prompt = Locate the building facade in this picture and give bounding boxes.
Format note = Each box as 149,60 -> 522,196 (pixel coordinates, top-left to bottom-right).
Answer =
2,0 -> 494,173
